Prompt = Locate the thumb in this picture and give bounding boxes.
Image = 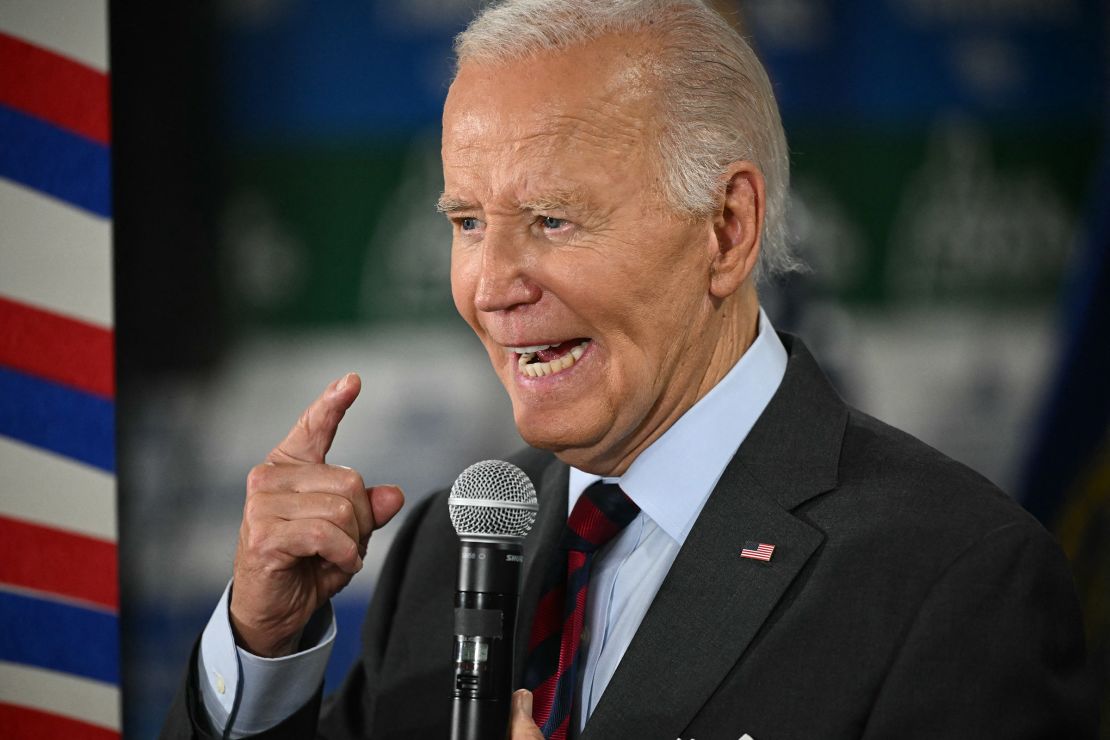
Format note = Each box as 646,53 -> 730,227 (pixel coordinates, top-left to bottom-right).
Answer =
269,373 -> 361,465
509,690 -> 544,739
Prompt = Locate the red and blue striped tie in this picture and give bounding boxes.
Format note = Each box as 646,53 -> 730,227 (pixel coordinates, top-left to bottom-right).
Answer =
524,482 -> 640,739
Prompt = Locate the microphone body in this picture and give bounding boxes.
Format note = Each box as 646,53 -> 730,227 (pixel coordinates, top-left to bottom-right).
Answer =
448,460 -> 538,740
451,540 -> 523,740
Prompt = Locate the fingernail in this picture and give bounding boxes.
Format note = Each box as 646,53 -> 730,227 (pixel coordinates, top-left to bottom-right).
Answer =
336,373 -> 350,392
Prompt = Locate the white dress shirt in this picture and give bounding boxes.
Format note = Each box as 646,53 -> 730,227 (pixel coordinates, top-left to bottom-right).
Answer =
199,308 -> 787,736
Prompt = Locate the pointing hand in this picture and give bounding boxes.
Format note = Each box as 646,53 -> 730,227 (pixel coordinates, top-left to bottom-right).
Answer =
229,373 -> 405,657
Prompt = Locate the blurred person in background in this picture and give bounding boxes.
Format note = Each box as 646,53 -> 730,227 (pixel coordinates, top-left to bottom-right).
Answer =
160,1 -> 1098,738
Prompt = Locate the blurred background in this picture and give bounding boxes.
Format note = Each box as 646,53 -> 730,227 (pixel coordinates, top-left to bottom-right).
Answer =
109,0 -> 1108,735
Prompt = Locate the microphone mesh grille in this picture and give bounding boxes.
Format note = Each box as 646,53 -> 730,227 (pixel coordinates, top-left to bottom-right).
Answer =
448,460 -> 538,540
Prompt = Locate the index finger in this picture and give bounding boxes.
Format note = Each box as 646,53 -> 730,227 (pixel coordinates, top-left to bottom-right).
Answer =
268,372 -> 361,465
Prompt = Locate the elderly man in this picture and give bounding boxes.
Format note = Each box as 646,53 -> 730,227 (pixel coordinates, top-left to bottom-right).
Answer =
163,1 -> 1095,738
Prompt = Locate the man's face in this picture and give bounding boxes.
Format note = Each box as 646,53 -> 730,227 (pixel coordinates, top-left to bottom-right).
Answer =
441,35 -> 724,474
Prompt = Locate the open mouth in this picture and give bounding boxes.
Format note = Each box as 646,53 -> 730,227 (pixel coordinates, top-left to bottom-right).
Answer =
510,338 -> 591,377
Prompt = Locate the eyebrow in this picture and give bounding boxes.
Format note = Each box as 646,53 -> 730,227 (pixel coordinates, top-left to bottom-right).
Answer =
436,188 -> 593,215
435,194 -> 475,214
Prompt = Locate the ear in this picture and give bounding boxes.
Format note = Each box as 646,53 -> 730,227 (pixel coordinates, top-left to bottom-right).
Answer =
708,162 -> 765,299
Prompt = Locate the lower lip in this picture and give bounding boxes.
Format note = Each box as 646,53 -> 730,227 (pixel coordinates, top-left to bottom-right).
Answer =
513,341 -> 594,384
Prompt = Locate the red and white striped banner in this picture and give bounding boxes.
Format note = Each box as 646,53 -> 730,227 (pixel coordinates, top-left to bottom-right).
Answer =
0,0 -> 120,736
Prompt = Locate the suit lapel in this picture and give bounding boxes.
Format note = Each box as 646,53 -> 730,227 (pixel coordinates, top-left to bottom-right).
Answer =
581,335 -> 847,739
579,461 -> 824,739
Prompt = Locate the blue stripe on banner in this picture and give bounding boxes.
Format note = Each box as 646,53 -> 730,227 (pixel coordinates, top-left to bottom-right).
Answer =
0,590 -> 119,684
0,366 -> 115,472
0,103 -> 111,217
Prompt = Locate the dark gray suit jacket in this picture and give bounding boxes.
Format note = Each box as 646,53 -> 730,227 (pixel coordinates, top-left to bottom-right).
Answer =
163,335 -> 1097,739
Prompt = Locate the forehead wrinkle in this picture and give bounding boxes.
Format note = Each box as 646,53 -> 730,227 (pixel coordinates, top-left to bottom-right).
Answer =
517,187 -> 593,213
548,104 -> 648,159
445,86 -> 654,169
442,45 -> 666,216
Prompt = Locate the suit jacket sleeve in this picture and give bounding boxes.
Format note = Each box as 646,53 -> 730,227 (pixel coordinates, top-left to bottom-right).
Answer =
861,519 -> 1097,739
159,493 -> 439,740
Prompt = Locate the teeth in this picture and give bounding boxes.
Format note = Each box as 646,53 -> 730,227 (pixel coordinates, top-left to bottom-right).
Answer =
516,340 -> 590,378
509,344 -> 552,354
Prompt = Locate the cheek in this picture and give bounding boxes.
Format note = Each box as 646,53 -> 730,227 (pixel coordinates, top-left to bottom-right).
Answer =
449,249 -> 477,324
606,274 -> 707,387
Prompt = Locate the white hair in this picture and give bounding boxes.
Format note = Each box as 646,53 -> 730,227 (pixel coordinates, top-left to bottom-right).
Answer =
453,0 -> 800,281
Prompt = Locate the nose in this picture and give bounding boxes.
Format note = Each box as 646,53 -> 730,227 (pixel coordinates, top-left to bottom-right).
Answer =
472,229 -> 542,313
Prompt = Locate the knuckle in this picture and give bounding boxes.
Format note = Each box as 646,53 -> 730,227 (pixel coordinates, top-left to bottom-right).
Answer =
333,497 -> 354,523
246,464 -> 271,493
308,521 -> 330,548
338,467 -> 364,493
242,493 -> 268,523
244,526 -> 268,555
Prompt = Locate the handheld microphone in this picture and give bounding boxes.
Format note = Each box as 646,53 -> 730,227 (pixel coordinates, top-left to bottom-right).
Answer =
448,460 -> 539,740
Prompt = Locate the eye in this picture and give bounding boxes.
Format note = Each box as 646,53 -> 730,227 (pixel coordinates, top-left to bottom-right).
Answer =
460,217 -> 480,231
541,216 -> 566,230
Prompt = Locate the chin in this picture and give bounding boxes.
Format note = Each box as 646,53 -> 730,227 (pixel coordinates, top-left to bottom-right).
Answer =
512,406 -> 599,453
512,417 -> 575,452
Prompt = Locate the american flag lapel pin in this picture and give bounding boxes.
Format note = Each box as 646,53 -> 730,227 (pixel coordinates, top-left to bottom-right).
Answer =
741,541 -> 775,562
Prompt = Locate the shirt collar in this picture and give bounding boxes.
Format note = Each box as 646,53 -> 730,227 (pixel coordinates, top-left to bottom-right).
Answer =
568,307 -> 787,545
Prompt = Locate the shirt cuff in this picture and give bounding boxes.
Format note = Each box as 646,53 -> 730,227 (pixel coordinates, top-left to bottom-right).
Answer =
197,581 -> 336,738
